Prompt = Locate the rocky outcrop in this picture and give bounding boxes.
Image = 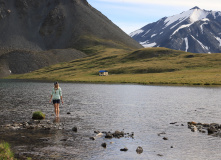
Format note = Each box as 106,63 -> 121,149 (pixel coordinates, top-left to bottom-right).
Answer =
0,0 -> 142,77
187,121 -> 221,136
0,0 -> 142,50
136,146 -> 143,154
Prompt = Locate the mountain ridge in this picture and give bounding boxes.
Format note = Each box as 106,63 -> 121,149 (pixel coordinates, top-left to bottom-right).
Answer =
130,7 -> 221,53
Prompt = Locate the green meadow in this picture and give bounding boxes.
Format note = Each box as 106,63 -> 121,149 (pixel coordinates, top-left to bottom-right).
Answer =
7,46 -> 221,86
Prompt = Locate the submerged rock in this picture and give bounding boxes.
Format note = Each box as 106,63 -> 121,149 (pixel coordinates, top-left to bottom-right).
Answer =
101,143 -> 107,148
136,146 -> 143,154
72,127 -> 77,132
89,137 -> 95,140
191,125 -> 197,132
113,130 -> 124,138
187,121 -> 221,137
105,133 -> 113,139
94,130 -> 100,134
120,147 -> 128,151
103,130 -> 133,139
1,119 -> 65,131
157,132 -> 166,136
207,126 -> 217,135
163,137 -> 168,140
96,133 -> 103,137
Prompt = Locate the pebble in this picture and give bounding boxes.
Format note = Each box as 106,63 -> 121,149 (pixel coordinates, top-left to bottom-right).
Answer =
158,132 -> 166,136
163,137 -> 168,140
94,130 -> 100,134
120,147 -> 128,151
72,127 -> 77,132
89,137 -> 95,140
101,143 -> 107,148
136,146 -> 143,154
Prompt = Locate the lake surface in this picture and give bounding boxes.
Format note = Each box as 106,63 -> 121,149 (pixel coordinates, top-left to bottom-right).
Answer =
1,79 -> 221,160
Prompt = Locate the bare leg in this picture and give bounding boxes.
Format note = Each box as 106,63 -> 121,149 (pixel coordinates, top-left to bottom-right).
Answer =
54,103 -> 59,117
54,104 -> 57,116
57,104 -> 60,117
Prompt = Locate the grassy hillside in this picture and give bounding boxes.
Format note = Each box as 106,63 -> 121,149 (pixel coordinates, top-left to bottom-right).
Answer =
6,47 -> 221,85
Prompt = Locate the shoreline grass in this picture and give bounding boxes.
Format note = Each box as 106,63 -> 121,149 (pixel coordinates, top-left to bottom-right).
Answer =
6,69 -> 221,86
0,141 -> 16,160
5,47 -> 221,86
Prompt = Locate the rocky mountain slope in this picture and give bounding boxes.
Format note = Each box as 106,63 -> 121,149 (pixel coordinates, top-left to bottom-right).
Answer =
130,6 -> 221,53
0,0 -> 142,77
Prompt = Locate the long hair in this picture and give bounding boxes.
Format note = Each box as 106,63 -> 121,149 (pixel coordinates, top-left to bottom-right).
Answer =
54,83 -> 59,89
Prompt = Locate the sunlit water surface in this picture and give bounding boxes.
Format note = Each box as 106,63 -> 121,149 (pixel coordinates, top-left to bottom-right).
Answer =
1,80 -> 221,160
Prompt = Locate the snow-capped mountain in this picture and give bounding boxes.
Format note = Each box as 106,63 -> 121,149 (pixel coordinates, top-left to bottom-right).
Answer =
130,6 -> 221,53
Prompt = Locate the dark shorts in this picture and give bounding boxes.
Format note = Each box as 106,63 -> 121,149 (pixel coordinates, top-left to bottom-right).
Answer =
53,99 -> 60,104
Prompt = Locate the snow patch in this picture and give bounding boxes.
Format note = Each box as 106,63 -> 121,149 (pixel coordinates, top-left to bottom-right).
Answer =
170,21 -> 185,30
191,35 -> 209,50
164,9 -> 193,28
189,9 -> 208,23
200,22 -> 208,33
163,8 -> 213,30
171,24 -> 192,37
151,34 -> 157,38
201,18 -> 210,22
142,29 -> 151,37
140,41 -> 157,48
215,36 -> 221,46
211,11 -> 221,19
130,29 -> 144,37
184,37 -> 189,52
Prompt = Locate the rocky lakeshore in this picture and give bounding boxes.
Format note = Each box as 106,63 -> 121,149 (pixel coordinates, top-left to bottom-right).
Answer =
0,119 -> 65,131
187,121 -> 221,136
3,119 -> 221,159
0,119 -> 143,159
2,119 -> 221,159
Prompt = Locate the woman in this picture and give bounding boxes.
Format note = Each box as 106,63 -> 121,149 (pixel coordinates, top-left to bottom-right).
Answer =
49,82 -> 63,117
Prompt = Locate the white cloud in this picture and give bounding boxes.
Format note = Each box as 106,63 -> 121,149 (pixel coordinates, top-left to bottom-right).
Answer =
115,22 -> 148,34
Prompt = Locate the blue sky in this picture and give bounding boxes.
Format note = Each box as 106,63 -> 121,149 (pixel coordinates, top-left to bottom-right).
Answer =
87,0 -> 221,34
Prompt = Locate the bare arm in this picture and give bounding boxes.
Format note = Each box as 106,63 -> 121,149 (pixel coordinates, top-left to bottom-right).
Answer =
49,95 -> 52,103
61,96 -> 64,104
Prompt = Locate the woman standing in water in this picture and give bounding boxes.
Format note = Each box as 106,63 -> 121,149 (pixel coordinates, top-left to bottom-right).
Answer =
49,82 -> 63,117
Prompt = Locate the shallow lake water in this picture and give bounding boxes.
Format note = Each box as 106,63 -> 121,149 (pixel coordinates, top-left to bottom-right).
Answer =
1,80 -> 221,159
